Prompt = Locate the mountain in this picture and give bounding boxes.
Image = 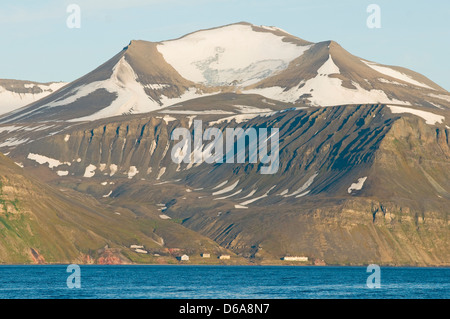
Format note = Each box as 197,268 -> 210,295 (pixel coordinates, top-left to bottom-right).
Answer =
0,22 -> 448,265
0,79 -> 67,116
1,22 -> 449,124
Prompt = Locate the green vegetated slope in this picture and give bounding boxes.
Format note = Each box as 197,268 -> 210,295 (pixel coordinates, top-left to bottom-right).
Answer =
0,153 -> 235,264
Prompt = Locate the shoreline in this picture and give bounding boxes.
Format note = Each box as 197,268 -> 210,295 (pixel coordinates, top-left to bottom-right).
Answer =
1,263 -> 449,268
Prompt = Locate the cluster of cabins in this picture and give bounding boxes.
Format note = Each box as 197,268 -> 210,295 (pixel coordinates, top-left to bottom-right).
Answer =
130,245 -> 308,262
130,245 -> 231,261
178,253 -> 231,261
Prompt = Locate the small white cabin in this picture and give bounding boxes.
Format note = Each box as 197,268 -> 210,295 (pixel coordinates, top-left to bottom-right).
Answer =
282,256 -> 308,262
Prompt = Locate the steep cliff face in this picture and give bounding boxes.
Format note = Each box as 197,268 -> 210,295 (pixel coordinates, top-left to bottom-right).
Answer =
371,116 -> 450,206
203,112 -> 449,265
9,104 -> 397,193
172,198 -> 448,266
3,103 -> 447,265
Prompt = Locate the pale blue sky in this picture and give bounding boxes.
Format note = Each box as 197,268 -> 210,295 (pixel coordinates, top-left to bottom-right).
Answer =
1,0 -> 449,90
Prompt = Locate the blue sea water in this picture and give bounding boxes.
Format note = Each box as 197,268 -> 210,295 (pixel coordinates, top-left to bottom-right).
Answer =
0,265 -> 448,299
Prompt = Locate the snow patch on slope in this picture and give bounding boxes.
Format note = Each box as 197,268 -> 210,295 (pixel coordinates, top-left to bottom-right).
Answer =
239,185 -> 276,206
245,77 -> 412,107
83,164 -> 96,178
284,173 -> 318,197
428,93 -> 450,103
156,167 -> 166,180
127,166 -> 139,179
259,25 -> 292,35
317,55 -> 340,75
348,177 -> 367,194
109,164 -> 118,176
213,180 -> 228,189
0,82 -> 66,116
161,109 -> 234,115
27,153 -> 71,168
361,60 -> 434,90
0,137 -> 30,147
208,113 -> 263,125
212,180 -> 240,196
388,105 -> 445,125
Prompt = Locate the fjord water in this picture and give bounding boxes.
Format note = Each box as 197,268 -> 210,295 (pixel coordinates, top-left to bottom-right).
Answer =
0,265 -> 448,299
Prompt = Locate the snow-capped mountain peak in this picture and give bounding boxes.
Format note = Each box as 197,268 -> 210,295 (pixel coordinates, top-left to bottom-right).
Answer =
1,22 -> 448,124
156,23 -> 312,87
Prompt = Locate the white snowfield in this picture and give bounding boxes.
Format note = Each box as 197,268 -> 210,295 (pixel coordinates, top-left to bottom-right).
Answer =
283,172 -> 318,198
348,177 -> 367,194
127,166 -> 139,179
83,164 -> 96,178
157,24 -> 312,87
428,93 -> 450,103
239,185 -> 276,206
377,78 -> 407,87
239,189 -> 257,199
208,113 -> 265,125
234,105 -> 273,113
102,190 -> 113,198
0,82 -> 66,116
109,164 -> 118,176
317,55 -> 340,75
0,137 -> 29,148
215,189 -> 243,200
387,105 -> 445,125
361,60 -> 434,90
15,162 -> 24,168
156,167 -> 166,180
160,109 -> 234,115
245,76 -> 412,107
159,115 -> 176,124
27,153 -> 71,169
259,25 -> 292,35
212,179 -> 240,196
213,180 -> 228,189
